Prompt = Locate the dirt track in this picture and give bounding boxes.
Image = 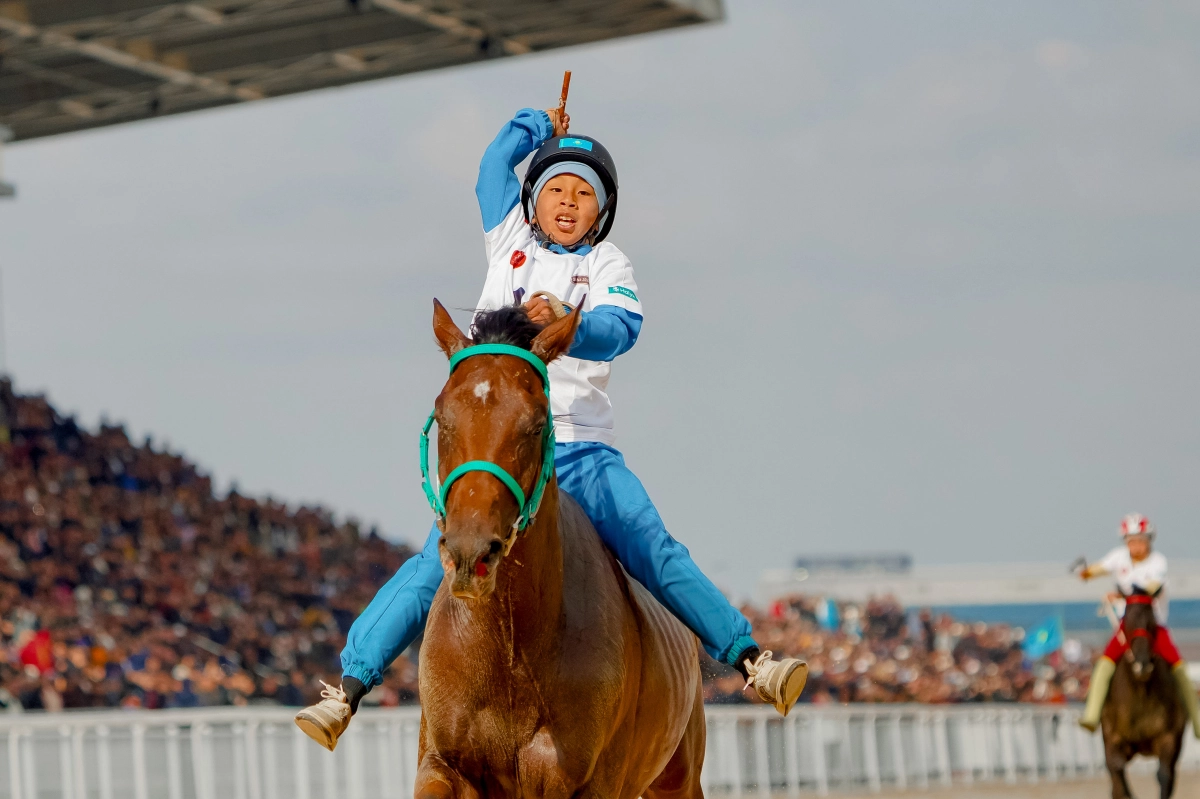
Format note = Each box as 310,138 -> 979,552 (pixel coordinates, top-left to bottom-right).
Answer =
822,772 -> 1200,798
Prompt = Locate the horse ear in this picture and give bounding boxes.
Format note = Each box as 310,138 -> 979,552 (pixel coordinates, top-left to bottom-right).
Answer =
531,300 -> 583,365
433,299 -> 469,359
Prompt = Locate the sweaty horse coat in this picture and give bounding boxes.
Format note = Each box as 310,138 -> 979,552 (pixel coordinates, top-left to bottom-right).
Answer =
414,301 -> 706,799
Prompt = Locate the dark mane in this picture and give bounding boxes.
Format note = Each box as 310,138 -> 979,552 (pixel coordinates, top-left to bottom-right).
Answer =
470,305 -> 542,350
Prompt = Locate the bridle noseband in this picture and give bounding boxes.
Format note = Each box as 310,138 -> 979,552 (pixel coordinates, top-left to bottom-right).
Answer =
420,344 -> 556,554
1122,594 -> 1156,648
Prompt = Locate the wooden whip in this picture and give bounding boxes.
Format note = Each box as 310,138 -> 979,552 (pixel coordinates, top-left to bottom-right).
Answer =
557,71 -> 571,132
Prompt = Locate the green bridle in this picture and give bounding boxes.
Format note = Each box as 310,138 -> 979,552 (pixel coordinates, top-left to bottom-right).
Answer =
420,344 -> 556,540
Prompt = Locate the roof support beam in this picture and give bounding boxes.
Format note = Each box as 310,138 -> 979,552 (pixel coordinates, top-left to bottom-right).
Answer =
0,124 -> 14,197
0,54 -> 122,96
369,0 -> 529,55
183,3 -> 226,25
0,12 -> 264,101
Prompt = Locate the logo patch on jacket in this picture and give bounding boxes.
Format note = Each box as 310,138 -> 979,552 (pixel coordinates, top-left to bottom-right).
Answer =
572,275 -> 589,285
510,250 -> 527,268
608,286 -> 638,301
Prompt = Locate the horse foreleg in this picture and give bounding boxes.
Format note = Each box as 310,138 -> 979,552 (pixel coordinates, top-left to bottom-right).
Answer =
643,685 -> 706,799
1158,762 -> 1177,799
514,727 -> 579,799
1104,744 -> 1132,799
414,753 -> 477,799
1153,732 -> 1184,799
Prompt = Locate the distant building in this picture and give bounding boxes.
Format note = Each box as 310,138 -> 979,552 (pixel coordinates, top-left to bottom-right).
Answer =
793,552 -> 912,577
760,557 -> 1200,640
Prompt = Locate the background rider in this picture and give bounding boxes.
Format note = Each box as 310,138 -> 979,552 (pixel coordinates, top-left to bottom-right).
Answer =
1076,513 -> 1200,737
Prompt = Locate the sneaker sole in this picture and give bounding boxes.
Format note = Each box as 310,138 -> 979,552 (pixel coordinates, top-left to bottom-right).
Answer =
777,662 -> 809,717
294,713 -> 337,751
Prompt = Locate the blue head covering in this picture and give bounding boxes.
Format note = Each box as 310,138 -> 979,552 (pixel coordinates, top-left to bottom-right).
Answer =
527,162 -> 609,223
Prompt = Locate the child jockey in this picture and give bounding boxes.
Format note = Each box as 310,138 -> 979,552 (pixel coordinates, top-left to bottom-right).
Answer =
295,105 -> 808,750
1077,513 -> 1200,736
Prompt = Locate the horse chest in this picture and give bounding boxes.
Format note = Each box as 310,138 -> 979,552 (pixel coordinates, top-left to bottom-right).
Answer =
427,700 -> 591,792
1106,663 -> 1184,749
434,704 -> 536,759
422,655 -> 543,747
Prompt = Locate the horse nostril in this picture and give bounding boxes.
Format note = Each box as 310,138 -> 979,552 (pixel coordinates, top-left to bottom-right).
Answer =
488,539 -> 504,557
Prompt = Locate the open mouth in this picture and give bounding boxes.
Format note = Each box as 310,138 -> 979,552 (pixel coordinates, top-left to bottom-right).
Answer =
554,214 -> 577,232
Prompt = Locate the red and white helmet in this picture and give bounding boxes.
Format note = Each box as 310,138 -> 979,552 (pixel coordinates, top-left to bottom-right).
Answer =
1119,513 -> 1156,540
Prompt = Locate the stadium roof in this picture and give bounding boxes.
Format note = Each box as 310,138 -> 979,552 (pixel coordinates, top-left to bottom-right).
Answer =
0,0 -> 721,142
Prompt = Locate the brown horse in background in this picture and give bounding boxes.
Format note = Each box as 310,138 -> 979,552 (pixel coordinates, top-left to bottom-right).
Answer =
1101,589 -> 1186,799
413,300 -> 705,799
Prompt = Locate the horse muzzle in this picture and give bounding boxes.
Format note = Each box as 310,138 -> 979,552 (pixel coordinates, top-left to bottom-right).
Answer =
439,535 -> 506,600
1131,659 -> 1154,681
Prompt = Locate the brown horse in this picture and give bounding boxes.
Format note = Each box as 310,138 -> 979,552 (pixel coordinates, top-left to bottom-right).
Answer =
413,300 -> 706,799
1101,590 -> 1187,799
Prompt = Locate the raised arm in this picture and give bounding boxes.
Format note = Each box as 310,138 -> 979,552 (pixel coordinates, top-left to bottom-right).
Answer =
1081,547 -> 1122,581
476,108 -> 554,232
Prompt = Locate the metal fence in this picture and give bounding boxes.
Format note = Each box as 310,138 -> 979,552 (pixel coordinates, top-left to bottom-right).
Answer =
0,704 -> 1195,799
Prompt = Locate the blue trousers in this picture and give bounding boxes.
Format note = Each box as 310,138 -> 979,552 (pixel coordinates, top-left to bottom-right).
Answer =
340,441 -> 757,689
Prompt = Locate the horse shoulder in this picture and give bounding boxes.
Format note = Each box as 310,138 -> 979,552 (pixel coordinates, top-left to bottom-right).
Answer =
554,494 -> 702,796
541,495 -> 643,781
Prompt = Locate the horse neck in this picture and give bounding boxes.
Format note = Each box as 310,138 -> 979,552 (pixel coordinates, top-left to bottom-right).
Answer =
480,482 -> 564,656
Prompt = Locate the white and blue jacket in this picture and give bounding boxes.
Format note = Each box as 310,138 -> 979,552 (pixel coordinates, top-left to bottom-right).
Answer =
475,108 -> 643,446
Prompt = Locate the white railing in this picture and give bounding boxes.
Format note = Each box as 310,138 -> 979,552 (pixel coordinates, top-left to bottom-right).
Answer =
0,704 -> 1194,798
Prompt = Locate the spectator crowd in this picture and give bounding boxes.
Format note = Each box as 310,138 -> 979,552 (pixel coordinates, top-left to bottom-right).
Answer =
0,379 -> 418,712
704,596 -> 1092,706
0,381 -> 1092,712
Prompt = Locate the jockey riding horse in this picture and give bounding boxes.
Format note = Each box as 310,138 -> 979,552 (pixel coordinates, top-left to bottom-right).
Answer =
1078,513 -> 1200,737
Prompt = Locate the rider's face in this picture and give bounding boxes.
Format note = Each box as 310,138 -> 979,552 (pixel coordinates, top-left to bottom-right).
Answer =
535,174 -> 600,247
1126,535 -> 1151,561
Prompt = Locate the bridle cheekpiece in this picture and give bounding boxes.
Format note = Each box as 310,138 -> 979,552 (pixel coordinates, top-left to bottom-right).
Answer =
420,343 -> 556,553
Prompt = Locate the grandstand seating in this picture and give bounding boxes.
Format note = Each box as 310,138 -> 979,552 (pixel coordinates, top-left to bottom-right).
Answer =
0,378 -> 416,710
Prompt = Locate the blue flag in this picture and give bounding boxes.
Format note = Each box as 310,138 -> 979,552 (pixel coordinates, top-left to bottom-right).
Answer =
1023,616 -> 1064,660
815,597 -> 840,632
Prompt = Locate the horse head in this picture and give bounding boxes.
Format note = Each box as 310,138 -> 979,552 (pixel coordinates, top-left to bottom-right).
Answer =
429,299 -> 581,600
1123,587 -> 1159,682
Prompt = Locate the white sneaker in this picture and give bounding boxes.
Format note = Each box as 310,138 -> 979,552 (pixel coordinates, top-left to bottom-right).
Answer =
744,650 -> 809,716
294,681 -> 351,751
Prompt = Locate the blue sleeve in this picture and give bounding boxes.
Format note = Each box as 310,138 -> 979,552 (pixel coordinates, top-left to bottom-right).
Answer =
568,305 -> 643,362
476,108 -> 554,232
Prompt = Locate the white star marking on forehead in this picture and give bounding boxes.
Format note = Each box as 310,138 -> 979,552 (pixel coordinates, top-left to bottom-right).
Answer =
473,381 -> 491,401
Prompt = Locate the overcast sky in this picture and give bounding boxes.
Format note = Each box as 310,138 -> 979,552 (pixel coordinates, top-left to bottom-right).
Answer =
3,1 -> 1199,597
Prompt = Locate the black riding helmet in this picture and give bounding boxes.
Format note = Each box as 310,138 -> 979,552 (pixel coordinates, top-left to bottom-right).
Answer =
521,135 -> 619,244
